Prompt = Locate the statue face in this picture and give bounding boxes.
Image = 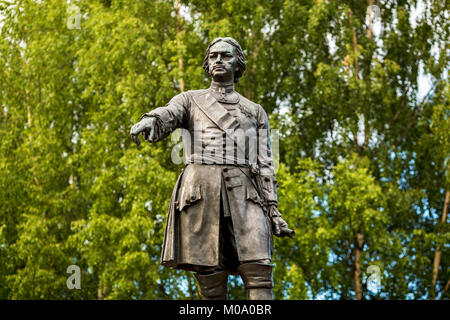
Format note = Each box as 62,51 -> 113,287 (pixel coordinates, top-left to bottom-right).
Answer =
208,41 -> 237,82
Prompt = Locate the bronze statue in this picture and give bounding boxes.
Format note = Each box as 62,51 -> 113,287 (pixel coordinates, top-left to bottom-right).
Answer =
130,37 -> 293,300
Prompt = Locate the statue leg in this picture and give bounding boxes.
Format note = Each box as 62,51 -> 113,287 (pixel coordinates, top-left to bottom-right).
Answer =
193,182 -> 239,300
194,205 -> 232,300
194,270 -> 228,300
238,262 -> 274,300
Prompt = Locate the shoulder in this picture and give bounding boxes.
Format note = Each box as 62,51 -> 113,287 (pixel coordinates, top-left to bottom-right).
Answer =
237,93 -> 260,109
185,89 -> 209,98
168,90 -> 207,106
178,89 -> 210,105
237,92 -> 265,117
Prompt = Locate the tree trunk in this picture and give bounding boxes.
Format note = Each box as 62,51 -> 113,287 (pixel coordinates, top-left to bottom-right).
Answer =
97,287 -> 104,300
354,232 -> 364,300
431,190 -> 449,299
175,0 -> 184,92
367,0 -> 373,40
349,9 -> 359,78
23,42 -> 32,128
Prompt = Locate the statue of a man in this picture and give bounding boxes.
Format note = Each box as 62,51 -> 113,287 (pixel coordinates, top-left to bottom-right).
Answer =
130,37 -> 292,300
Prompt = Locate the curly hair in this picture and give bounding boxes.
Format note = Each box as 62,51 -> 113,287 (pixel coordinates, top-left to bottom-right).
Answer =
202,37 -> 247,83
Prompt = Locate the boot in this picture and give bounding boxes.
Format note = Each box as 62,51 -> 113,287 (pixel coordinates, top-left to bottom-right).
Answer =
238,263 -> 274,300
194,270 -> 228,300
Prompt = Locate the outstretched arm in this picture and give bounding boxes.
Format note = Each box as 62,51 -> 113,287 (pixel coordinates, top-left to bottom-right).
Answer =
130,92 -> 190,146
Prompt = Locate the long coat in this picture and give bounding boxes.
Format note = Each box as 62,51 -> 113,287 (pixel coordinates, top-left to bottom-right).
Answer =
141,88 -> 279,271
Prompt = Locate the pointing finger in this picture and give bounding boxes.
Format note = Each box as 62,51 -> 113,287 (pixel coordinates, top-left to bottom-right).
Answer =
143,130 -> 149,141
149,126 -> 156,142
132,134 -> 141,146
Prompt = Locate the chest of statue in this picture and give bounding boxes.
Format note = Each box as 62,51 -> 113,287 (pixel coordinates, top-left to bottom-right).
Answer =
182,90 -> 259,165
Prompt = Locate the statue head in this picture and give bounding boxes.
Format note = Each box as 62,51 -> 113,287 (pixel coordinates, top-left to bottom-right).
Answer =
202,37 -> 246,83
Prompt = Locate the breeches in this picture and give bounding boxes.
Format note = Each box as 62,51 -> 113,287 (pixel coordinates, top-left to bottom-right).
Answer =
197,189 -> 270,275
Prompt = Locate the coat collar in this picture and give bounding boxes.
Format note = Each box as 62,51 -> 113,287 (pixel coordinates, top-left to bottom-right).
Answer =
208,86 -> 240,104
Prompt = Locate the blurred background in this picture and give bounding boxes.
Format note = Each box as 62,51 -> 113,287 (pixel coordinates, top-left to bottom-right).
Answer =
0,0 -> 448,300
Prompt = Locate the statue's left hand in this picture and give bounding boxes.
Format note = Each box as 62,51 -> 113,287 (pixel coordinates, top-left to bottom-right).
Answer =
269,206 -> 295,238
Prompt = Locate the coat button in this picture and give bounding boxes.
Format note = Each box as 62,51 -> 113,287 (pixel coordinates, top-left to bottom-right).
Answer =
223,168 -> 228,173
225,177 -> 230,181
191,195 -> 196,201
264,177 -> 270,182
227,187 -> 232,191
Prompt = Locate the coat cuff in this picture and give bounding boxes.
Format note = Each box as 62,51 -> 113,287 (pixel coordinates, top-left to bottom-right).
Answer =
261,174 -> 278,204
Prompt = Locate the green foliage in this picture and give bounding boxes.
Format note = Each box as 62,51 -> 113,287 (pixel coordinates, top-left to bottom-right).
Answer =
0,0 -> 448,299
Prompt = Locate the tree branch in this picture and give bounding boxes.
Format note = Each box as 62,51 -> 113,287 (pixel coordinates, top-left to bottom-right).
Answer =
396,81 -> 439,146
